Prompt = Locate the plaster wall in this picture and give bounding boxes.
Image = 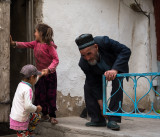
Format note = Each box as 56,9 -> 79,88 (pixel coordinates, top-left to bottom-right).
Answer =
41,0 -> 156,115
0,1 -> 10,122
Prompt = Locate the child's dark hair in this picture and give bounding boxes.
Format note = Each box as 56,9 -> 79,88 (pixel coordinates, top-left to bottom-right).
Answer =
36,23 -> 53,45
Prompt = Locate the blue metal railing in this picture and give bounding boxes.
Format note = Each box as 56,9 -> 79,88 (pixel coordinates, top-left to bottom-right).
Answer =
103,72 -> 160,119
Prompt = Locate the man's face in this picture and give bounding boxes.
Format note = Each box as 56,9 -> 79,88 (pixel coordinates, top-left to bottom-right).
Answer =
80,44 -> 99,65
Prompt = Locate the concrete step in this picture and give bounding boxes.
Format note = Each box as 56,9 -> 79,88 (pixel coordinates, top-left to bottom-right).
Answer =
34,116 -> 160,137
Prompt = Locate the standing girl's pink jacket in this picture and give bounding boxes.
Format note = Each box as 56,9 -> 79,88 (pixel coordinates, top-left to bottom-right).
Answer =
16,41 -> 59,73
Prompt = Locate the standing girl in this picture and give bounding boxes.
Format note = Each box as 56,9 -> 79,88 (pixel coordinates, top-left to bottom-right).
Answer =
10,23 -> 59,124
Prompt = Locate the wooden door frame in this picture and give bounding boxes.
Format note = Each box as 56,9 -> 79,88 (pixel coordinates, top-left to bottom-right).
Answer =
26,0 -> 35,65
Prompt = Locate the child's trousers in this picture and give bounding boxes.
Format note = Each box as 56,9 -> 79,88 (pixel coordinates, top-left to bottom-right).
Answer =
16,113 -> 41,137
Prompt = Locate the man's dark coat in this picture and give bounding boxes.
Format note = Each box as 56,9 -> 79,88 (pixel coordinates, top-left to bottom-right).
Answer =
79,36 -> 131,100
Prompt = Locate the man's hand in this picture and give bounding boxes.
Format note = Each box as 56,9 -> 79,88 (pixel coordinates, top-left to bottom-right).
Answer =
98,100 -> 108,119
98,100 -> 103,110
104,69 -> 118,81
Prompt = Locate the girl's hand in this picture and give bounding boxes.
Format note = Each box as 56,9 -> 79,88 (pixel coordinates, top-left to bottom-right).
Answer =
41,69 -> 49,76
10,35 -> 16,46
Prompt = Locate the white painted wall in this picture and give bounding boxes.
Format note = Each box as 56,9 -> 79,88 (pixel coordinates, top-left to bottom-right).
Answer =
42,0 -> 156,110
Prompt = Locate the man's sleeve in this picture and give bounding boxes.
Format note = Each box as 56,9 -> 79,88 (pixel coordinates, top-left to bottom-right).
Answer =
102,36 -> 131,73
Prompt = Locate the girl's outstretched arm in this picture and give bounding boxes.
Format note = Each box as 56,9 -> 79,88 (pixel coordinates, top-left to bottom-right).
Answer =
10,35 -> 36,49
16,41 -> 36,49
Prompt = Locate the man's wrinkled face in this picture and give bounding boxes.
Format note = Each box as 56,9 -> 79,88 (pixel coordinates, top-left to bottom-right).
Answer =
80,44 -> 99,65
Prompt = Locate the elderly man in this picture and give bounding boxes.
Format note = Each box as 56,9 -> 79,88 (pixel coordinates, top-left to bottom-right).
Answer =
75,34 -> 131,130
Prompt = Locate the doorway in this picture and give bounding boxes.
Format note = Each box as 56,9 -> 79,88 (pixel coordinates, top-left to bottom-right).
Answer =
10,0 -> 34,101
153,0 -> 160,93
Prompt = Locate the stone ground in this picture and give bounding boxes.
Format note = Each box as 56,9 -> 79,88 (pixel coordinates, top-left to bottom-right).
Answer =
2,116 -> 160,137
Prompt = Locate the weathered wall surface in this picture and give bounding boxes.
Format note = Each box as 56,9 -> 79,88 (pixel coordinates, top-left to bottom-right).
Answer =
41,0 -> 156,115
118,0 -> 156,111
0,1 -> 10,122
57,91 -> 85,117
33,0 -> 43,26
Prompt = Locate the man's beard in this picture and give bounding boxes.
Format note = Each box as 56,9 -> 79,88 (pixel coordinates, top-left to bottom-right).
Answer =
88,60 -> 97,65
88,52 -> 99,66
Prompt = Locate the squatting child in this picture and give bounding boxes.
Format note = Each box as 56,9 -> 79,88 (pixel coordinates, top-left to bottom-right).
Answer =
10,64 -> 42,137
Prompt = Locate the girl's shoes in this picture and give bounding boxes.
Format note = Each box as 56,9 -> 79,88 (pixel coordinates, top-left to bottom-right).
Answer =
50,117 -> 58,124
41,115 -> 58,124
41,115 -> 50,122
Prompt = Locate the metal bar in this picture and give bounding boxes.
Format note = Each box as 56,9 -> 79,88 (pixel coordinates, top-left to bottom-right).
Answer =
103,75 -> 106,115
116,72 -> 160,77
104,112 -> 160,119
134,76 -> 137,113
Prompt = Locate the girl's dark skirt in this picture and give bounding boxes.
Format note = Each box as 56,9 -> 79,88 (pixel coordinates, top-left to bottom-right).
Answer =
34,72 -> 57,118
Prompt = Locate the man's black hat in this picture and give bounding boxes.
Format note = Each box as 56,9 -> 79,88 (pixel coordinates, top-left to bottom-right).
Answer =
75,34 -> 95,50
